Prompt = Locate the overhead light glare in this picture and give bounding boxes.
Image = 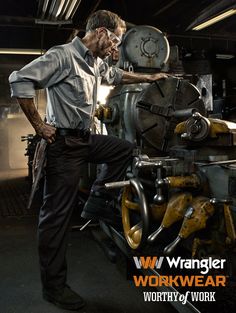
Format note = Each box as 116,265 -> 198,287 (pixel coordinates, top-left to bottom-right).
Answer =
55,0 -> 66,18
0,48 -> 45,55
216,53 -> 235,60
65,0 -> 79,20
37,0 -> 81,22
192,9 -> 236,31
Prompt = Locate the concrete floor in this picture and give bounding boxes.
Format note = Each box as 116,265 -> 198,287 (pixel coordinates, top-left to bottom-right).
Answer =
0,169 -> 178,313
1,169 -> 235,313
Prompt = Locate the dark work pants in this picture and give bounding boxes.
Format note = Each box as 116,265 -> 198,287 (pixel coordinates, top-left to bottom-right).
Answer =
38,134 -> 134,291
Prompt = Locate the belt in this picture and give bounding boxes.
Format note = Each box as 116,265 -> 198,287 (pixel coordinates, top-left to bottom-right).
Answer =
56,128 -> 90,138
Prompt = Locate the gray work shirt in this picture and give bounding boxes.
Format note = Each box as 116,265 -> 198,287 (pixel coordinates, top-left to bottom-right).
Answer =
9,37 -> 123,129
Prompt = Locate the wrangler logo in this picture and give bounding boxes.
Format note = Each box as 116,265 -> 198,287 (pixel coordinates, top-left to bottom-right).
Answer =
133,256 -> 164,269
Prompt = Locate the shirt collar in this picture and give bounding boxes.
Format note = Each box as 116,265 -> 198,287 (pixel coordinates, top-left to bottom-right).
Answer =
72,36 -> 93,59
72,36 -> 97,67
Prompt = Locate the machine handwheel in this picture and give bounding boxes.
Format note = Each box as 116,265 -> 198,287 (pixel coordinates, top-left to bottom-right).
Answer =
121,178 -> 149,249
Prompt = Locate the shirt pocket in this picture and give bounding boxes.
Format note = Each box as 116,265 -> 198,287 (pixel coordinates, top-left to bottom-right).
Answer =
71,74 -> 94,106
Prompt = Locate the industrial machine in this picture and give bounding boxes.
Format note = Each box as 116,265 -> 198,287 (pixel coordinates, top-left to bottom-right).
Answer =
96,25 -> 236,312
21,24 -> 236,312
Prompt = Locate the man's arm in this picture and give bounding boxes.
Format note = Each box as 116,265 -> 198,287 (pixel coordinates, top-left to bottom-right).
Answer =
120,71 -> 169,84
17,98 -> 56,144
9,48 -> 69,143
99,55 -> 170,85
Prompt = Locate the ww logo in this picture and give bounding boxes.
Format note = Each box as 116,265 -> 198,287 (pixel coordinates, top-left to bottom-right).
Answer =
133,256 -> 164,269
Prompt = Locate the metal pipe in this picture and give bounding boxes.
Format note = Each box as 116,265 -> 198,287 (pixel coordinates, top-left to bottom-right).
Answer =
196,159 -> 236,166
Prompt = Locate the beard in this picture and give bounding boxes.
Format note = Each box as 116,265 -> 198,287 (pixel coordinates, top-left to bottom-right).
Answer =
97,40 -> 112,59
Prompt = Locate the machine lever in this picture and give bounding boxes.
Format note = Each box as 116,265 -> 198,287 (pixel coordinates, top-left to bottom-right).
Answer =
153,162 -> 166,204
79,219 -> 93,231
164,236 -> 182,255
210,198 -> 236,245
105,180 -> 130,189
148,225 -> 164,243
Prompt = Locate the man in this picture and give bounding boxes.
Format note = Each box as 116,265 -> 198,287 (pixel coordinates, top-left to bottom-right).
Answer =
9,10 -> 168,311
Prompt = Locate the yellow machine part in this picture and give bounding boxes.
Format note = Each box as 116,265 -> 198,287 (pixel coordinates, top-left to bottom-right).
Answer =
150,203 -> 167,220
223,203 -> 236,245
175,118 -> 236,138
161,192 -> 192,228
165,174 -> 200,189
179,196 -> 214,239
95,105 -> 112,120
121,185 -> 142,249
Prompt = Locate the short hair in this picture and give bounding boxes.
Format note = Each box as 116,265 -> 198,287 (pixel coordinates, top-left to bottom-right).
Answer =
86,10 -> 126,33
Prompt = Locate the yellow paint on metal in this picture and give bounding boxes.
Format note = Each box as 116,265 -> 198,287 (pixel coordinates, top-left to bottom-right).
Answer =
175,118 -> 232,138
124,199 -> 140,211
223,204 -> 236,245
121,185 -> 143,249
150,203 -> 167,220
191,238 -> 212,258
161,193 -> 192,228
166,174 -> 200,189
179,197 -> 214,239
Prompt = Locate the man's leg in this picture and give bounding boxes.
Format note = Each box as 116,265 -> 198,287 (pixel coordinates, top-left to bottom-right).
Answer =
81,134 -> 134,222
38,137 -> 86,309
88,134 -> 134,193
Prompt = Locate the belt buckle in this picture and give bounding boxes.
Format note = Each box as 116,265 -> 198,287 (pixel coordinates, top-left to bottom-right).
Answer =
78,129 -> 84,137
82,129 -> 90,139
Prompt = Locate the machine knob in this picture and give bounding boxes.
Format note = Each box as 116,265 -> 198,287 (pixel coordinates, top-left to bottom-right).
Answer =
164,236 -> 182,255
148,225 -> 164,243
153,193 -> 165,204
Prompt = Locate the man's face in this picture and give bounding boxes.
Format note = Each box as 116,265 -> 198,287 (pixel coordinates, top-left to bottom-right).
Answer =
96,27 -> 124,59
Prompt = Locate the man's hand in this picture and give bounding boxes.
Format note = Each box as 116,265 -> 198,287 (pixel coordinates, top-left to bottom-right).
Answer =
148,72 -> 170,82
121,71 -> 172,84
36,122 -> 56,144
16,98 -> 56,144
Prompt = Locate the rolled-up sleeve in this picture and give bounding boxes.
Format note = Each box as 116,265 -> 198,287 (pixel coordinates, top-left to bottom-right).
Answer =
98,60 -> 123,85
9,47 -> 70,98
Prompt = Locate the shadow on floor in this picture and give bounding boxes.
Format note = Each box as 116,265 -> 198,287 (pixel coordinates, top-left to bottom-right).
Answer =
0,216 -> 177,313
